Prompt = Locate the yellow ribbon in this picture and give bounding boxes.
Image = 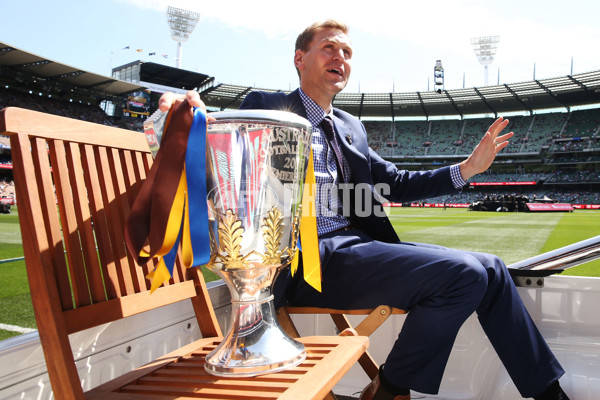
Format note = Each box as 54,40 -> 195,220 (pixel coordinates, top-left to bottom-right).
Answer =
144,167 -> 195,293
291,149 -> 321,292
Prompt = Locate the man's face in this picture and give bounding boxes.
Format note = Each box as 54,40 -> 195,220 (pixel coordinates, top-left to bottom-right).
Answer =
295,28 -> 353,101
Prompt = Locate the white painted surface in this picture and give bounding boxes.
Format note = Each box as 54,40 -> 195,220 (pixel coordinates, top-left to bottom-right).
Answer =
0,276 -> 598,399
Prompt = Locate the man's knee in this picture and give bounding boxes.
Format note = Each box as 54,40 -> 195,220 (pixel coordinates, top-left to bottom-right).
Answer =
450,254 -> 489,303
472,252 -> 511,284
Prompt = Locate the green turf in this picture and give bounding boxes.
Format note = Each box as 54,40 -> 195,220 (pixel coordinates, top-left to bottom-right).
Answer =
1,207 -> 599,340
388,207 -> 600,275
539,210 -> 600,276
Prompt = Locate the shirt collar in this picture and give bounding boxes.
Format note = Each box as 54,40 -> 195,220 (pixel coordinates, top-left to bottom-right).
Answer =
298,88 -> 332,128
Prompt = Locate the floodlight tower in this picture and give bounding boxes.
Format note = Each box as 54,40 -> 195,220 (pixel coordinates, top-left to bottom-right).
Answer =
471,36 -> 499,86
433,60 -> 444,93
167,6 -> 200,69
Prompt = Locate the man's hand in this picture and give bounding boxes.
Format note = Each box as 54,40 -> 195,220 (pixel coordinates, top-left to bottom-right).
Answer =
459,117 -> 514,181
158,90 -> 205,112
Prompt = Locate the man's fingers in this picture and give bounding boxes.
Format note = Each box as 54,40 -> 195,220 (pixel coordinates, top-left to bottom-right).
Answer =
185,91 -> 203,108
158,91 -> 205,112
488,117 -> 503,131
158,92 -> 181,112
491,117 -> 509,134
496,132 -> 514,143
493,132 -> 515,153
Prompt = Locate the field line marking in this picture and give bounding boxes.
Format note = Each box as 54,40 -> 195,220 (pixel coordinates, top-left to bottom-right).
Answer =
0,256 -> 25,264
0,323 -> 35,334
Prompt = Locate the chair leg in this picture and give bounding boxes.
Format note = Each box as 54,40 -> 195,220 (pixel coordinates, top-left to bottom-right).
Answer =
278,308 -> 341,400
357,351 -> 380,380
354,305 -> 392,336
330,309 -> 393,380
276,307 -> 301,338
281,307 -> 395,381
330,313 -> 353,334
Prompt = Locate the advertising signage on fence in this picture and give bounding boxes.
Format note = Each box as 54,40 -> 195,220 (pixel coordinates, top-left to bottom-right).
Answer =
470,181 -> 537,186
573,204 -> 600,210
383,202 -> 470,208
526,203 -> 574,212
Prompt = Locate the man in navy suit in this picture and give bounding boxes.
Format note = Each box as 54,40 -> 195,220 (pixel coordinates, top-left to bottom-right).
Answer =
160,19 -> 569,400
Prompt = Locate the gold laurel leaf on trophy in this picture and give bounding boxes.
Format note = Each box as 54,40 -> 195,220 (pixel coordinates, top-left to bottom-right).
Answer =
289,205 -> 301,254
218,209 -> 246,269
262,206 -> 285,265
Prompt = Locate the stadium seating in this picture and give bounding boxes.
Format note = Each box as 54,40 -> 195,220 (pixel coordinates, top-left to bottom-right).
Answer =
1,78 -> 599,206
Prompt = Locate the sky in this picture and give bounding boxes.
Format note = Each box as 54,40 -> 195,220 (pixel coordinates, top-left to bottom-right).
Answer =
1,0 -> 600,94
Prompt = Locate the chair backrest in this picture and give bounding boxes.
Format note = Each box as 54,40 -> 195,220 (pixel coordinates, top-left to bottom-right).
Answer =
1,107 -> 221,399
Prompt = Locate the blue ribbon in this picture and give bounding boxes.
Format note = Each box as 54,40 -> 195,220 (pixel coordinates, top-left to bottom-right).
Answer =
184,107 -> 211,266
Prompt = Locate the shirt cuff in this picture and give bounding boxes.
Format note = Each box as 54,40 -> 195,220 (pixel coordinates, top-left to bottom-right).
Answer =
450,164 -> 467,189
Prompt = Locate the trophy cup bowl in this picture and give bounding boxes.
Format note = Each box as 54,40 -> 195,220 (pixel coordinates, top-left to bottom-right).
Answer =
203,109 -> 313,376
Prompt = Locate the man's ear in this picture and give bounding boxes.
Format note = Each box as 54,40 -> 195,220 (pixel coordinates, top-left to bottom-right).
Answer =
294,49 -> 304,71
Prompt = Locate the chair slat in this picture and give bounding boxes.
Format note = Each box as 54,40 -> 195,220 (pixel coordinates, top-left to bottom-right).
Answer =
50,139 -> 92,307
119,149 -> 139,205
119,149 -> 153,290
95,145 -> 136,296
107,147 -> 145,292
80,144 -> 121,299
63,280 -> 198,334
131,150 -> 155,289
65,142 -> 107,303
30,137 -> 73,310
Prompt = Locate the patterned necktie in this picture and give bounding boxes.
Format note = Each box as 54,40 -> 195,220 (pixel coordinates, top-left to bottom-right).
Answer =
320,116 -> 348,183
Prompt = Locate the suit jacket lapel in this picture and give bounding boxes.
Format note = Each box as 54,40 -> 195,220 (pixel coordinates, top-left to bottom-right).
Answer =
331,114 -> 369,184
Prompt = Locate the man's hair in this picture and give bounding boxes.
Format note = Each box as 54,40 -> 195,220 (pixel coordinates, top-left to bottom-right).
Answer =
294,20 -> 349,78
295,19 -> 349,52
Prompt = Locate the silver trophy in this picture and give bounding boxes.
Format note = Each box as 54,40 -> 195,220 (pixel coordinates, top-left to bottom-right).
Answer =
204,110 -> 312,376
146,108 -> 313,376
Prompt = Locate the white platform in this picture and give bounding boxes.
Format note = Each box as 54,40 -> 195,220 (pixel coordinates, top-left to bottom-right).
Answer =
0,276 -> 598,399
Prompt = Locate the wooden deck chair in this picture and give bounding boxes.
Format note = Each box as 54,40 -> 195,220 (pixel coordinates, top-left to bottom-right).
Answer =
1,106 -> 368,400
278,305 -> 406,381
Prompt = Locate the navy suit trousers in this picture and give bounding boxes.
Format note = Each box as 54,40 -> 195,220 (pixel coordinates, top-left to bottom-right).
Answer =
279,229 -> 564,397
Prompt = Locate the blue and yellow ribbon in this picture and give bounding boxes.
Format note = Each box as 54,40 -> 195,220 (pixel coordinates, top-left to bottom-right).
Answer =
126,102 -> 321,293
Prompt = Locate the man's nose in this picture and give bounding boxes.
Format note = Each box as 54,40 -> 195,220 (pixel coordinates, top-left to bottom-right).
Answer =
332,48 -> 345,61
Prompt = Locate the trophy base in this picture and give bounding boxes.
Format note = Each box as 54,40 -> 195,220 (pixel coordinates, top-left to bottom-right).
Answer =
204,295 -> 307,377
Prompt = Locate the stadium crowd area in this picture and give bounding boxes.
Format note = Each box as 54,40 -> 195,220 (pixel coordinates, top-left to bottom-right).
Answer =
365,108 -> 600,157
364,107 -> 600,205
0,85 -> 144,132
1,85 -> 599,207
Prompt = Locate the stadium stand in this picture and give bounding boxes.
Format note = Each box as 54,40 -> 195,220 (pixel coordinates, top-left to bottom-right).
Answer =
1,42 -> 599,208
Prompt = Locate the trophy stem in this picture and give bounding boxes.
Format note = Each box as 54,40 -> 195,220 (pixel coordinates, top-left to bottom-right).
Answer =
204,269 -> 306,377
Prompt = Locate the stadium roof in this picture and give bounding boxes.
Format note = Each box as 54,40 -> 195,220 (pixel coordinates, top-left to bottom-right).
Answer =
113,61 -> 214,91
0,41 -> 145,97
201,70 -> 600,118
140,62 -> 213,90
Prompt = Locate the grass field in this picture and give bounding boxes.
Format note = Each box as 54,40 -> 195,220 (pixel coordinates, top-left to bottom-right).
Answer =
1,207 -> 599,341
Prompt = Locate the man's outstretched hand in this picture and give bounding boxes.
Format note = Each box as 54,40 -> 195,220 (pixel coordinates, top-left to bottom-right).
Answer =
459,117 -> 514,181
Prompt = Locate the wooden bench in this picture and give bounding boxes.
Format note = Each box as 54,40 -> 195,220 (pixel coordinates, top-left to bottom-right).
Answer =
1,106 -> 368,399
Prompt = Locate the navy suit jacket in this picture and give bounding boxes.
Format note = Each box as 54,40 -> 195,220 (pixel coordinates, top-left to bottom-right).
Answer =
240,89 -> 460,244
